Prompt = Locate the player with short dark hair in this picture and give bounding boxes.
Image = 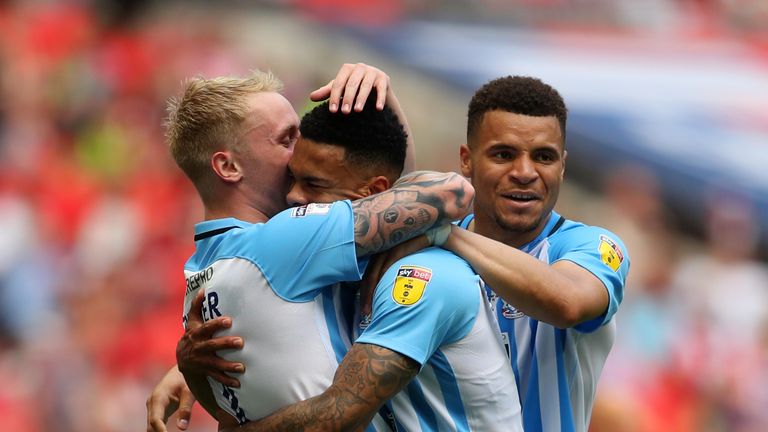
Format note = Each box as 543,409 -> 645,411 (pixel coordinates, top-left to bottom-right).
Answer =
466,75 -> 567,143
298,90 -> 407,184
441,75 -> 629,432
287,92 -> 408,208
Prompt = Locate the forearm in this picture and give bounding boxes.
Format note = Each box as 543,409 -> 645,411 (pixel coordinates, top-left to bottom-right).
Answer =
397,171 -> 474,224
223,387 -> 369,432
354,171 -> 473,257
224,343 -> 418,432
443,227 -> 604,327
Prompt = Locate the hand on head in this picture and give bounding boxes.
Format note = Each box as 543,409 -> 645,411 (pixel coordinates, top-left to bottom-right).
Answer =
310,63 -> 389,113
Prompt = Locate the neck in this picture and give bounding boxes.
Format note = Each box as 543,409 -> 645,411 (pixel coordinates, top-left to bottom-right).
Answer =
470,212 -> 553,249
204,202 -> 270,224
202,185 -> 283,224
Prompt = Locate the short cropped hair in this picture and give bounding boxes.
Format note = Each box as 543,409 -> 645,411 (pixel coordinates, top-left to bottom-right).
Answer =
467,76 -> 567,144
164,70 -> 283,196
299,91 -> 407,182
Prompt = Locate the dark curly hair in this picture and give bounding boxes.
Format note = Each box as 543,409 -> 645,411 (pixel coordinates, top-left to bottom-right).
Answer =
467,76 -> 567,145
299,91 -> 407,182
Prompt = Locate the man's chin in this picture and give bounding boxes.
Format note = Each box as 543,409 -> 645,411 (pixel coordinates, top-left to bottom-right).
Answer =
496,215 -> 541,235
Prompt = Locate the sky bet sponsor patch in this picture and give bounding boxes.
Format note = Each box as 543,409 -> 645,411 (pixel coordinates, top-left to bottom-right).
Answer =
291,203 -> 333,218
392,265 -> 432,306
598,234 -> 624,272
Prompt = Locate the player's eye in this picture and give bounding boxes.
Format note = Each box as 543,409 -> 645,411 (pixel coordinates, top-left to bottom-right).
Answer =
535,151 -> 557,163
282,136 -> 297,148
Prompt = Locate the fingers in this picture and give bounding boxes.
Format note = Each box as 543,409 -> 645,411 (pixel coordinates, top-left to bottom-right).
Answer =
372,72 -> 389,111
340,65 -> 369,113
176,325 -> 244,388
309,79 -> 334,103
147,401 -> 171,432
187,290 -> 206,329
323,63 -> 389,114
146,392 -> 176,432
148,416 -> 168,432
181,347 -> 244,374
344,64 -> 389,113
175,388 -> 196,431
328,63 -> 354,113
208,370 -> 242,388
188,315 -> 234,341
188,333 -> 243,354
146,365 -> 188,432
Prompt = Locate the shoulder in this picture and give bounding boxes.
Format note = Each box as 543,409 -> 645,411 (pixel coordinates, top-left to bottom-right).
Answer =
362,248 -> 482,359
390,248 -> 475,284
229,201 -> 354,247
193,201 -> 355,264
552,220 -> 628,260
268,201 -> 353,226
382,248 -> 480,307
556,218 -> 621,240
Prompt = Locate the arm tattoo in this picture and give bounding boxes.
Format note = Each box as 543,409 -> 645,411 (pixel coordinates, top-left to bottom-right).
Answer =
353,171 -> 473,257
229,344 -> 419,432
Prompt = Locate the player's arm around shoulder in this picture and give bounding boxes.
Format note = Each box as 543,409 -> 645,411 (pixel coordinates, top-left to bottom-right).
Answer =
352,171 -> 474,257
244,200 -> 368,298
550,225 -> 630,331
442,224 -> 629,330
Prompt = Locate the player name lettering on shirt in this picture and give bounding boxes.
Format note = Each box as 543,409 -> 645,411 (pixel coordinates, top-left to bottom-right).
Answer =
186,267 -> 214,294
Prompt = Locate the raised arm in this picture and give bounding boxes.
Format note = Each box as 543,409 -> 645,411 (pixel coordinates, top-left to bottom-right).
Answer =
220,343 -> 419,432
442,226 -> 611,328
310,62 -> 415,174
352,170 -> 473,257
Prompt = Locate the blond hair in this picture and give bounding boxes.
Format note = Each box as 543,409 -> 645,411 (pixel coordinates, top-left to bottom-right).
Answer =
164,70 -> 284,201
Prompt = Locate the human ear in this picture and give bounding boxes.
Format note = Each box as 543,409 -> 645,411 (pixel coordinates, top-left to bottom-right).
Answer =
363,175 -> 391,196
211,151 -> 243,183
561,150 -> 568,177
459,144 -> 473,178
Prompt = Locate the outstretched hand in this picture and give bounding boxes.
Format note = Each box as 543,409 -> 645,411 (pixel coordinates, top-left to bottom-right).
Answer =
310,62 -> 390,113
176,290 -> 244,389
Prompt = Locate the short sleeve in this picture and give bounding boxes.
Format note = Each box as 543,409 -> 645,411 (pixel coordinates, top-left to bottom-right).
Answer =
551,226 -> 630,332
224,201 -> 365,301
355,248 -> 480,365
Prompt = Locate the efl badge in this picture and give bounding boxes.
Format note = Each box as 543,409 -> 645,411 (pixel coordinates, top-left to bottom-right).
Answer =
392,265 -> 432,306
598,235 -> 624,272
291,203 -> 332,218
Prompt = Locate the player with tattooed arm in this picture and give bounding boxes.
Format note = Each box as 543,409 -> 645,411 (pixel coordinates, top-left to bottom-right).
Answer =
146,64 -> 476,431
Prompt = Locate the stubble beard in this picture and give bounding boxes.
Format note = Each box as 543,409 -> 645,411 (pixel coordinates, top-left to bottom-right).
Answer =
496,213 -> 542,236
491,203 -> 548,242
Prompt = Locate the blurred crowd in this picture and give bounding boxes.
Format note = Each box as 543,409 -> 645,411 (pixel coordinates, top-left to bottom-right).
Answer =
584,165 -> 768,432
0,1 -> 766,431
0,2 -> 252,430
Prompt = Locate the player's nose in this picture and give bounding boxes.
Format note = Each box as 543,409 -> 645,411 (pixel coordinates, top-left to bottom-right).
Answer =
286,185 -> 309,207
